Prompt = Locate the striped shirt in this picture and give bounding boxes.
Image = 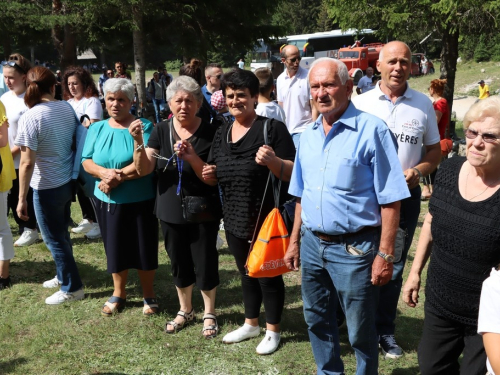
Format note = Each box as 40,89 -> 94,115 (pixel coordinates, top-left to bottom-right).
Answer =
16,101 -> 78,190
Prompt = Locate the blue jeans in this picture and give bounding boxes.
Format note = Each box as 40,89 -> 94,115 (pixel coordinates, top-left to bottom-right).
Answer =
376,185 -> 421,335
301,226 -> 380,375
33,181 -> 83,293
152,98 -> 166,123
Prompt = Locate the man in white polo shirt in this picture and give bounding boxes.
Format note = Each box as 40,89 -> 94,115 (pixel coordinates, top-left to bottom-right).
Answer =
277,45 -> 317,147
353,41 -> 441,360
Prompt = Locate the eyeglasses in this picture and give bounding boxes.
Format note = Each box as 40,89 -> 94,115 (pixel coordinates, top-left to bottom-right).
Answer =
287,57 -> 301,63
1,60 -> 26,73
212,74 -> 222,79
465,128 -> 500,143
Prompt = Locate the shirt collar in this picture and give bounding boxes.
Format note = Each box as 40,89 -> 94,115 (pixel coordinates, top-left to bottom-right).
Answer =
312,101 -> 357,130
285,66 -> 306,80
374,81 -> 413,100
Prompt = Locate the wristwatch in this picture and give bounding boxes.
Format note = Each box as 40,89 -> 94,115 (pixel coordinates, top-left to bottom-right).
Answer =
377,251 -> 395,263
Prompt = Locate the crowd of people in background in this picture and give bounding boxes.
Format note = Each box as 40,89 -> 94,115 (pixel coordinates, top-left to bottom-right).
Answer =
0,43 -> 499,375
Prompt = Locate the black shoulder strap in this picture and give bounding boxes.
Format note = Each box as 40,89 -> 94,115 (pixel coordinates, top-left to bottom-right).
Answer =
262,118 -> 282,207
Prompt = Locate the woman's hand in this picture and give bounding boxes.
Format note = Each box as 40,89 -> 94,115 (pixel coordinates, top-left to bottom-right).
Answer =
175,140 -> 197,162
128,119 -> 145,144
100,169 -> 123,188
16,199 -> 29,222
402,272 -> 421,308
98,180 -> 112,194
255,145 -> 277,166
202,164 -> 218,184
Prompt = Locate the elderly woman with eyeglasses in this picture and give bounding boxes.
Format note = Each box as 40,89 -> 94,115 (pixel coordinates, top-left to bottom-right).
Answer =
130,75 -> 221,338
82,78 -> 158,317
403,96 -> 500,374
1,54 -> 40,248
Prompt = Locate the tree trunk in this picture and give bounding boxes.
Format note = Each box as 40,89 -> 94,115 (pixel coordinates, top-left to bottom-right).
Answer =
51,0 -> 77,71
132,3 -> 147,115
439,27 -> 459,120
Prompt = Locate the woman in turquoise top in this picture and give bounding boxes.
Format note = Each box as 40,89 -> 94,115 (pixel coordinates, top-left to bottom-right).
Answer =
82,78 -> 158,317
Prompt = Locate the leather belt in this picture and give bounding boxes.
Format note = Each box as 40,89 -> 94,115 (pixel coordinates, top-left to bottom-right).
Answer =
313,226 -> 378,243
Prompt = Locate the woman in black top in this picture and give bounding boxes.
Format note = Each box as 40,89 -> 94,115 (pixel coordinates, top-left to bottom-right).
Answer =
130,76 -> 221,338
201,69 -> 295,355
403,97 -> 500,374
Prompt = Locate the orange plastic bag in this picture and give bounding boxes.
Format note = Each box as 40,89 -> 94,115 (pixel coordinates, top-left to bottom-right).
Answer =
245,208 -> 291,278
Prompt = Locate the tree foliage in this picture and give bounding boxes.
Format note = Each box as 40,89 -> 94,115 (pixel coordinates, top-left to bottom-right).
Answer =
325,0 -> 500,111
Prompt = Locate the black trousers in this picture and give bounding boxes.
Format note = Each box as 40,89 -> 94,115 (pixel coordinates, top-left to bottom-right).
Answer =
225,231 -> 285,325
76,186 -> 97,222
161,220 -> 219,291
8,169 -> 37,232
418,303 -> 487,375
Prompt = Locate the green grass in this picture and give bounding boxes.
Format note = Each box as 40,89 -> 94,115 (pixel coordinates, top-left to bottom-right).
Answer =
0,201 -> 429,374
408,59 -> 500,96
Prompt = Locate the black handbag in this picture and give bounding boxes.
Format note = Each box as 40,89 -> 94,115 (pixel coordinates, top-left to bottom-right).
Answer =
181,193 -> 222,223
167,119 -> 222,223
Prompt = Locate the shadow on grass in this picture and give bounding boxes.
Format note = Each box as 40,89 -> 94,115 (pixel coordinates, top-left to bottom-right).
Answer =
391,367 -> 420,374
0,357 -> 28,373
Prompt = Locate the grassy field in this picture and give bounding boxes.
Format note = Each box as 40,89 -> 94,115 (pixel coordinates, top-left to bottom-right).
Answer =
1,200 -> 429,375
406,59 -> 500,96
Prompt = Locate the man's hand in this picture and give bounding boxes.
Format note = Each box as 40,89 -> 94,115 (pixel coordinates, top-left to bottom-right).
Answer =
284,241 -> 300,271
403,167 -> 420,189
371,256 -> 393,286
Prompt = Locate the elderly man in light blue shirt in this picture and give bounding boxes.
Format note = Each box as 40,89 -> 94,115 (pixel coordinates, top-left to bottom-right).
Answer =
284,58 -> 409,375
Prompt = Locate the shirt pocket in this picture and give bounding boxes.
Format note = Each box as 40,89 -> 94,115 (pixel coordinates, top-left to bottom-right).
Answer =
327,157 -> 357,192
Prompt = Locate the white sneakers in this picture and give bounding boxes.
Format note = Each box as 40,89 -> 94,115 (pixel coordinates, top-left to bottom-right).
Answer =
222,325 -> 281,355
14,228 -> 39,247
222,324 -> 261,343
71,220 -> 101,239
45,289 -> 85,305
43,276 -> 62,288
71,219 -> 93,234
256,331 -> 281,355
85,223 -> 101,239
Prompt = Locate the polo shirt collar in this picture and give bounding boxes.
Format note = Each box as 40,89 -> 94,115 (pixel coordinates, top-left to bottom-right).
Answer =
312,101 -> 357,130
285,66 -> 306,80
375,81 -> 413,100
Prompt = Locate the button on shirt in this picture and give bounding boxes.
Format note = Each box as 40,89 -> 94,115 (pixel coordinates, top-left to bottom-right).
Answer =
276,66 -> 312,134
289,102 -> 410,235
352,82 -> 440,171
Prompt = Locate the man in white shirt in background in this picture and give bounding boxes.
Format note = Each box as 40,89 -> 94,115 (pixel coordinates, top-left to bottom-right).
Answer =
277,45 -> 317,147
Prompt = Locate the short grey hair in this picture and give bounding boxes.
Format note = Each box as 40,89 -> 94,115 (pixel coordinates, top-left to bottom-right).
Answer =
103,78 -> 135,101
308,58 -> 349,85
166,75 -> 203,104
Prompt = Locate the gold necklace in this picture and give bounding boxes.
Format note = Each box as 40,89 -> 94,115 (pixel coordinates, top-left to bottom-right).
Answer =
465,169 -> 493,201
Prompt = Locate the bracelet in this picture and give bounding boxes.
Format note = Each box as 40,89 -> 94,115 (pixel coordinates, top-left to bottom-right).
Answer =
412,167 -> 423,179
135,143 -> 147,151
